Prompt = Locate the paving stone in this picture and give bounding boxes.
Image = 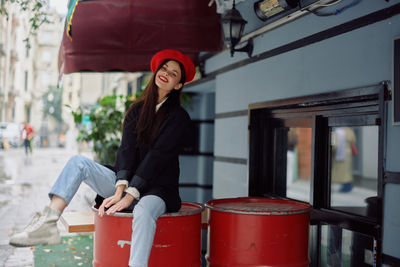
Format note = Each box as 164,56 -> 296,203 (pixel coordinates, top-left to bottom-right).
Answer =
0,147 -> 95,267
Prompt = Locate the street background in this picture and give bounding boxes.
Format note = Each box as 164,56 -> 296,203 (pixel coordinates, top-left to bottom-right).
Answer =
0,147 -> 96,267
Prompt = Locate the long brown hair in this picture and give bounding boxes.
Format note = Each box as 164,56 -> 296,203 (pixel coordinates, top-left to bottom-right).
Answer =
124,59 -> 186,145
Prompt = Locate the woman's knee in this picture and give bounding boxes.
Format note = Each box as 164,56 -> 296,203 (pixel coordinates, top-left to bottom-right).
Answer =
68,155 -> 92,169
69,155 -> 86,164
63,155 -> 90,180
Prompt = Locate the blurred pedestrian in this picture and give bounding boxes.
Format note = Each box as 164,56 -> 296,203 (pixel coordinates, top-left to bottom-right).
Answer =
286,129 -> 298,186
21,122 -> 34,155
331,127 -> 357,193
9,49 -> 195,267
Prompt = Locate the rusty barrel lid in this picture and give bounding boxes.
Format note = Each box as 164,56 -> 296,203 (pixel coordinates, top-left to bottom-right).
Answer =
205,197 -> 311,216
93,201 -> 204,218
162,202 -> 204,217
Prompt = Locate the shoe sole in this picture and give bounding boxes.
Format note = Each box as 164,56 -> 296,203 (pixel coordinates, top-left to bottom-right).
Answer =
9,236 -> 61,247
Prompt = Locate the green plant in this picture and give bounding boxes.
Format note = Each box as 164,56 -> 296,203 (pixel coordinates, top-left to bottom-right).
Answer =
68,94 -> 136,165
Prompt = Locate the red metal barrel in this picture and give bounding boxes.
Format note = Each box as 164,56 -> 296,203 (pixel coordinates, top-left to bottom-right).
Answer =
93,202 -> 203,267
205,197 -> 311,267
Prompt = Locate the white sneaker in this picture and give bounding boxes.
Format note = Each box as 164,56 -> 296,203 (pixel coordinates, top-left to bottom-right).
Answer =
9,206 -> 61,247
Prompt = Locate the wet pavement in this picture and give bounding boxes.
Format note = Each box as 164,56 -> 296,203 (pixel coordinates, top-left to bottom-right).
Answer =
0,147 -> 96,267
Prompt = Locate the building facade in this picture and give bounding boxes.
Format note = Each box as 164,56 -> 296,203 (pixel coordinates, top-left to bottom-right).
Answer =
186,1 -> 400,266
0,2 -> 33,123
0,3 -> 66,146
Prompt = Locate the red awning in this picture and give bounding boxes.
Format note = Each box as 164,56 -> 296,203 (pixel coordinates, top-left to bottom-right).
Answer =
59,0 -> 222,74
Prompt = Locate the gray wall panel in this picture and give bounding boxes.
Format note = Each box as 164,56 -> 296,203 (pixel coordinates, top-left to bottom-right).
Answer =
383,184 -> 400,257
214,116 -> 248,159
215,17 -> 399,114
205,0 -> 400,74
199,123 -> 214,153
179,156 -> 214,185
386,104 -> 400,172
213,161 -> 248,198
179,187 -> 213,204
186,92 -> 215,120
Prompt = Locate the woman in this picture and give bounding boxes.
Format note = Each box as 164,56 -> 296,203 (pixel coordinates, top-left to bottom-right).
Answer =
9,49 -> 195,267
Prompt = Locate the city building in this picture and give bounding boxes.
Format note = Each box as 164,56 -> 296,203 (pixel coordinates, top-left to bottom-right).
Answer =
0,3 -> 65,146
0,2 -> 33,123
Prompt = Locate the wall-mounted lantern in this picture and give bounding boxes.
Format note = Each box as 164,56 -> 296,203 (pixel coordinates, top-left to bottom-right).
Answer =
254,0 -> 299,21
221,0 -> 253,57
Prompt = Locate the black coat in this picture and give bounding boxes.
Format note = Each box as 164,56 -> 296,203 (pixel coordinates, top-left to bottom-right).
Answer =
112,102 -> 193,212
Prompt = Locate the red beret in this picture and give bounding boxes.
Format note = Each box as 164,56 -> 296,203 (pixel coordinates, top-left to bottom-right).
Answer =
151,49 -> 196,83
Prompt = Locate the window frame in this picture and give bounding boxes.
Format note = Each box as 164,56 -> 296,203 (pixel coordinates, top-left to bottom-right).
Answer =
248,82 -> 389,266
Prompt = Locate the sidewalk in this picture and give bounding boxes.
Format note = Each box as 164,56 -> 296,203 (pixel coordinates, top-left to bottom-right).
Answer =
0,147 -> 96,267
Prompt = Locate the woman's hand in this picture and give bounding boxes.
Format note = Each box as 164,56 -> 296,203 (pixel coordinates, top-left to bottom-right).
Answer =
105,194 -> 135,216
98,184 -> 126,216
98,194 -> 123,217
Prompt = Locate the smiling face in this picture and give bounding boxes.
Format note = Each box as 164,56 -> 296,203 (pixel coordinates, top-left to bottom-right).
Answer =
155,60 -> 183,96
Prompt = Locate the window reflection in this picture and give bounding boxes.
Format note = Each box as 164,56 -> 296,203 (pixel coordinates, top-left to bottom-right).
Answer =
330,126 -> 379,217
321,225 -> 375,267
286,127 -> 312,202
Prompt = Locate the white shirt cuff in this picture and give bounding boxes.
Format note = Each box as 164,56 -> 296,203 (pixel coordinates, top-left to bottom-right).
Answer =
125,187 -> 140,200
115,180 -> 129,188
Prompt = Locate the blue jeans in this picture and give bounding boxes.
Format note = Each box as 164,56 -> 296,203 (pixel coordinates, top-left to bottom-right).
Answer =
49,155 -> 166,267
